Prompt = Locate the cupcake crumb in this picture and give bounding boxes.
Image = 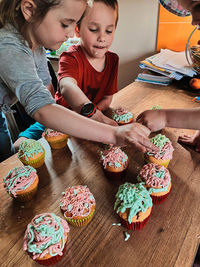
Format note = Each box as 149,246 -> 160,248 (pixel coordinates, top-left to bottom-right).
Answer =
124,231 -> 130,241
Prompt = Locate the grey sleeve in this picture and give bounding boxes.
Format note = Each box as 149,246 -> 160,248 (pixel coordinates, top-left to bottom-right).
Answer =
34,47 -> 52,86
0,43 -> 55,117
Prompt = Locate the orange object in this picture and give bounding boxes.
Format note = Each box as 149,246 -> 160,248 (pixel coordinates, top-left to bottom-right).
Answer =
189,78 -> 200,89
157,5 -> 198,52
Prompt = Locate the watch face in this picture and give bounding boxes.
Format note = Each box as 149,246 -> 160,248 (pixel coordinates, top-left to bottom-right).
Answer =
81,103 -> 96,117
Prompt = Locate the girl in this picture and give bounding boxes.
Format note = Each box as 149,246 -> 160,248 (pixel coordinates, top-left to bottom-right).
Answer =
0,0 -> 157,161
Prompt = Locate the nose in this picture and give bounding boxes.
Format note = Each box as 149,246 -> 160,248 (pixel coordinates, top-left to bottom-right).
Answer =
66,28 -> 75,39
97,31 -> 106,43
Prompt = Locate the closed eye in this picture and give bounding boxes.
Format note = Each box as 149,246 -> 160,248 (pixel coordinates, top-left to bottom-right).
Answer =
61,23 -> 69,28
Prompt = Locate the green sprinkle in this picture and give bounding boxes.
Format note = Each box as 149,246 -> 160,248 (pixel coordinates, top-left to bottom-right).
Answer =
124,232 -> 130,241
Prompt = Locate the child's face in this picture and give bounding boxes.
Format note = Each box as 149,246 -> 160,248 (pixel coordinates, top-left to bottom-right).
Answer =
178,0 -> 200,25
30,0 -> 86,50
79,2 -> 117,59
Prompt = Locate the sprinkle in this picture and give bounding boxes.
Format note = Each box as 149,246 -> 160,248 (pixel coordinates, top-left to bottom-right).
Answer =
61,192 -> 65,195
112,223 -> 121,226
124,232 -> 130,241
67,204 -> 72,211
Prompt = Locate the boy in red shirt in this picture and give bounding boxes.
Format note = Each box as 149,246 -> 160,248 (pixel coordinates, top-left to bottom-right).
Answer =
55,0 -> 119,125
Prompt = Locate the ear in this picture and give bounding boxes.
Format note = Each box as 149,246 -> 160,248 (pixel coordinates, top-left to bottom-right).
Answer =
21,0 -> 36,21
75,25 -> 80,38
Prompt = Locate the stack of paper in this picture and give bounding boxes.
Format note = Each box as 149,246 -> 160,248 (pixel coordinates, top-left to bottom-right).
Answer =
136,49 -> 197,85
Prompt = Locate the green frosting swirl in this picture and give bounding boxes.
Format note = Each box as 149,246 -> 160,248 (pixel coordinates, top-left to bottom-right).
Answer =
18,139 -> 44,161
114,182 -> 152,224
150,134 -> 169,149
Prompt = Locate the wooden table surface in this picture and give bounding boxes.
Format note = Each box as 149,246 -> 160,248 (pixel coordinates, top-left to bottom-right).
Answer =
1,82 -> 200,267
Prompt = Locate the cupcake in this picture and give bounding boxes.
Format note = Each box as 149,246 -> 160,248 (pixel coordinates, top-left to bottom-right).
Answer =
112,107 -> 134,125
114,182 -> 153,231
60,185 -> 95,227
42,128 -> 68,149
3,165 -> 39,202
137,163 -> 172,204
23,213 -> 70,265
144,134 -> 174,168
18,139 -> 45,168
100,145 -> 128,180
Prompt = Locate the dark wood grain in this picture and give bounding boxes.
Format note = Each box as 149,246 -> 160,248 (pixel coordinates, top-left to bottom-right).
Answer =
1,82 -> 200,267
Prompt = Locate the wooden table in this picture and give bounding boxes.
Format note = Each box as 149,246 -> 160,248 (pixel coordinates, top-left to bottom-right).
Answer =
1,82 -> 200,267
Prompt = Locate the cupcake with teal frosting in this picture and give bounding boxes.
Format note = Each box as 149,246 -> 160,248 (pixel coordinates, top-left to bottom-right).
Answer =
3,165 -> 39,202
23,213 -> 70,265
100,145 -> 129,180
112,107 -> 134,125
137,163 -> 172,204
114,182 -> 153,230
18,139 -> 45,168
144,134 -> 174,168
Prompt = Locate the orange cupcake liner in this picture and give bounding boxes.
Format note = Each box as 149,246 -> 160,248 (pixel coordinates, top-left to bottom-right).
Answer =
65,208 -> 95,227
34,242 -> 67,266
151,185 -> 172,205
48,139 -> 68,149
120,208 -> 153,231
14,185 -> 38,202
20,151 -> 45,168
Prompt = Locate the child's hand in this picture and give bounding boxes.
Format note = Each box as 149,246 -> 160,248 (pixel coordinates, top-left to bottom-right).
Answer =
115,123 -> 159,152
92,110 -> 118,126
136,110 -> 166,132
13,136 -> 28,152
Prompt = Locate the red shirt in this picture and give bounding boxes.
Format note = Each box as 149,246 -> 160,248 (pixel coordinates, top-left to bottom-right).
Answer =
55,45 -> 119,108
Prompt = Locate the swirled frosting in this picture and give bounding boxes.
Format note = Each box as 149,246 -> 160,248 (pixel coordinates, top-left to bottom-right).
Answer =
42,128 -> 66,138
147,134 -> 174,160
4,165 -> 37,197
18,139 -> 44,161
137,163 -> 171,193
112,107 -> 133,123
101,146 -> 128,169
23,213 -> 69,260
114,182 -> 152,224
60,185 -> 95,218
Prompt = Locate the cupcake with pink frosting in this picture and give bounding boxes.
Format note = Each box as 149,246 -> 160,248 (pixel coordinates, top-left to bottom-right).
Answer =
23,213 -> 70,265
60,185 -> 95,227
3,165 -> 39,202
112,107 -> 134,125
42,128 -> 68,149
100,145 -> 129,180
144,134 -> 174,168
137,163 -> 172,204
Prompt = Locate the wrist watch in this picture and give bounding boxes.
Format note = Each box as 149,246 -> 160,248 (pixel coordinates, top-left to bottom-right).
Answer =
80,102 -> 98,118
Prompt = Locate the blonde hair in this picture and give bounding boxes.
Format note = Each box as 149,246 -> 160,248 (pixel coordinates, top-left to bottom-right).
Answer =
0,0 -> 93,45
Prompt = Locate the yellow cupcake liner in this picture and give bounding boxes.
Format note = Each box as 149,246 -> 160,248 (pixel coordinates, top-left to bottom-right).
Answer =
65,208 -> 95,227
20,151 -> 45,168
12,185 -> 38,202
144,154 -> 170,168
